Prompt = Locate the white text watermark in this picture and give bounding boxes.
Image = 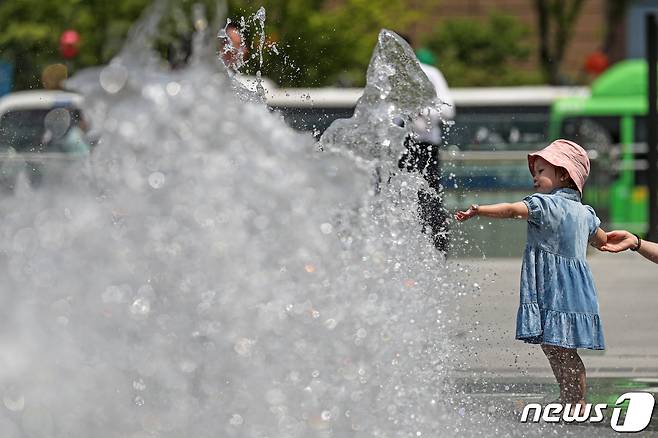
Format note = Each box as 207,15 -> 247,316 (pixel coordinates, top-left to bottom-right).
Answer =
520,392 -> 655,432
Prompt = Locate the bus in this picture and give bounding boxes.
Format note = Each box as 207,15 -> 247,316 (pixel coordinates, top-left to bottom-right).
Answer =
267,85 -> 588,146
266,85 -> 589,193
549,59 -> 653,232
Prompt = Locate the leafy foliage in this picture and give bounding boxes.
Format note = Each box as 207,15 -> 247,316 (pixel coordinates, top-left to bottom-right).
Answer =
0,0 -> 152,89
227,0 -> 427,87
533,0 -> 585,84
0,0 -> 551,90
424,12 -> 540,86
0,0 -> 427,90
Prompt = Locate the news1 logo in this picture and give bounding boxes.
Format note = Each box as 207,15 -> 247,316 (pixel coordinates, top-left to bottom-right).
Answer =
520,392 -> 656,432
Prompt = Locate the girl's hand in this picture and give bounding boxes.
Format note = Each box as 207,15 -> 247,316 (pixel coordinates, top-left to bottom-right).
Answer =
455,204 -> 479,222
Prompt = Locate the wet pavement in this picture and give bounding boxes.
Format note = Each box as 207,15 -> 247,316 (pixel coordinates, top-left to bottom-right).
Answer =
446,376 -> 658,435
443,253 -> 658,435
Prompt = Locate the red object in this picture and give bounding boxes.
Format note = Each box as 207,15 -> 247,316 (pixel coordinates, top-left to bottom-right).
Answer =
584,51 -> 609,76
59,30 -> 80,59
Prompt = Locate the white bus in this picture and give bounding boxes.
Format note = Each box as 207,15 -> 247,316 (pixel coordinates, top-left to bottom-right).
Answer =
265,85 -> 590,192
265,85 -> 589,149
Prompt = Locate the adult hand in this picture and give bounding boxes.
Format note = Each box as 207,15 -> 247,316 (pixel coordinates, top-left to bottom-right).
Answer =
600,230 -> 637,253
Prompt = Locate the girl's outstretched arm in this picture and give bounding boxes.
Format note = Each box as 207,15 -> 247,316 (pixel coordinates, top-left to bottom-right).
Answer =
455,202 -> 528,222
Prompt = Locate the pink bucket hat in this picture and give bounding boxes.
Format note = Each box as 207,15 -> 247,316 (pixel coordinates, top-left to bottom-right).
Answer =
528,139 -> 590,195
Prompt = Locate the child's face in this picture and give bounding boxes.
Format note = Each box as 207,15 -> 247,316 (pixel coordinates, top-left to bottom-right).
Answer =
532,157 -> 563,194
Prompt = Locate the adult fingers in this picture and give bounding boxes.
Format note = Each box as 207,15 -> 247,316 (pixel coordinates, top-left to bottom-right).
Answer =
605,230 -> 627,239
601,244 -> 623,253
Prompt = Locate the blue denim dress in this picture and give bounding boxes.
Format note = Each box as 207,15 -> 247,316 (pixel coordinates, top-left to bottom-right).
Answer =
516,188 -> 605,350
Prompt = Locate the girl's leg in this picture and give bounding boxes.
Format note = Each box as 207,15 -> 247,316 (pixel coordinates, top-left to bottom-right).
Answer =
542,344 -> 587,406
561,348 -> 586,405
541,344 -> 566,401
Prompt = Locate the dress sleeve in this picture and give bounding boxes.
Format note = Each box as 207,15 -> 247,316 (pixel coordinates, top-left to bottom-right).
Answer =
522,194 -> 544,226
584,205 -> 601,237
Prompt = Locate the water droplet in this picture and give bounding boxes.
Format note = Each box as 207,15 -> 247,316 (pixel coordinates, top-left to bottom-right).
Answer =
3,393 -> 25,412
320,223 -> 333,234
324,318 -> 337,330
102,285 -> 126,304
254,215 -> 269,230
56,316 -> 69,326
265,389 -> 285,405
234,338 -> 254,356
229,414 -> 244,426
166,81 -> 181,96
134,395 -> 145,407
180,360 -> 197,373
148,172 -> 165,189
44,108 -> 71,139
130,298 -> 151,318
321,410 -> 331,421
133,379 -> 146,391
99,64 -> 128,94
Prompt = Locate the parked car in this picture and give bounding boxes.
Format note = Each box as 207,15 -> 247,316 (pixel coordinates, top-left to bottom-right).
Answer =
0,90 -> 92,190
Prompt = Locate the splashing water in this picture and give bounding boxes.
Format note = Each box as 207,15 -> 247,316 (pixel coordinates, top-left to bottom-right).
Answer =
254,6 -> 267,97
320,30 -> 441,166
0,5 -> 473,438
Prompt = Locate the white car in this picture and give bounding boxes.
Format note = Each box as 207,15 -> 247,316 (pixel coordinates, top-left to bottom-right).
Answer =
0,90 -> 91,189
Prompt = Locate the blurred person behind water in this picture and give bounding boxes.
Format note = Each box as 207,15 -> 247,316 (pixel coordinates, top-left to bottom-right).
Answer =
398,34 -> 454,143
413,47 -> 455,141
167,21 -> 246,72
39,64 -> 91,156
41,64 -> 69,91
42,110 -> 91,156
218,21 -> 247,74
397,33 -> 453,252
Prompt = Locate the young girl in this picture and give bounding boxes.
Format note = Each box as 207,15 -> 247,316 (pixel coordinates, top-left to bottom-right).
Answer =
455,139 -> 607,409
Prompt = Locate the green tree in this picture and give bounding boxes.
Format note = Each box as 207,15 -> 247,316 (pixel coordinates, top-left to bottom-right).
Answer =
603,0 -> 631,55
228,0 -> 427,87
0,0 -> 152,90
1,0 -> 427,90
533,0 -> 585,84
424,12 -> 537,87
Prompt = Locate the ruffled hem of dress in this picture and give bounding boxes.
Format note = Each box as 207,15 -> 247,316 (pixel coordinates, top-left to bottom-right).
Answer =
516,303 -> 605,350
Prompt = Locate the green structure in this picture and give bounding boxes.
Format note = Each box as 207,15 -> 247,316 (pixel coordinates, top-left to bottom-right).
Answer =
550,60 -> 654,233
